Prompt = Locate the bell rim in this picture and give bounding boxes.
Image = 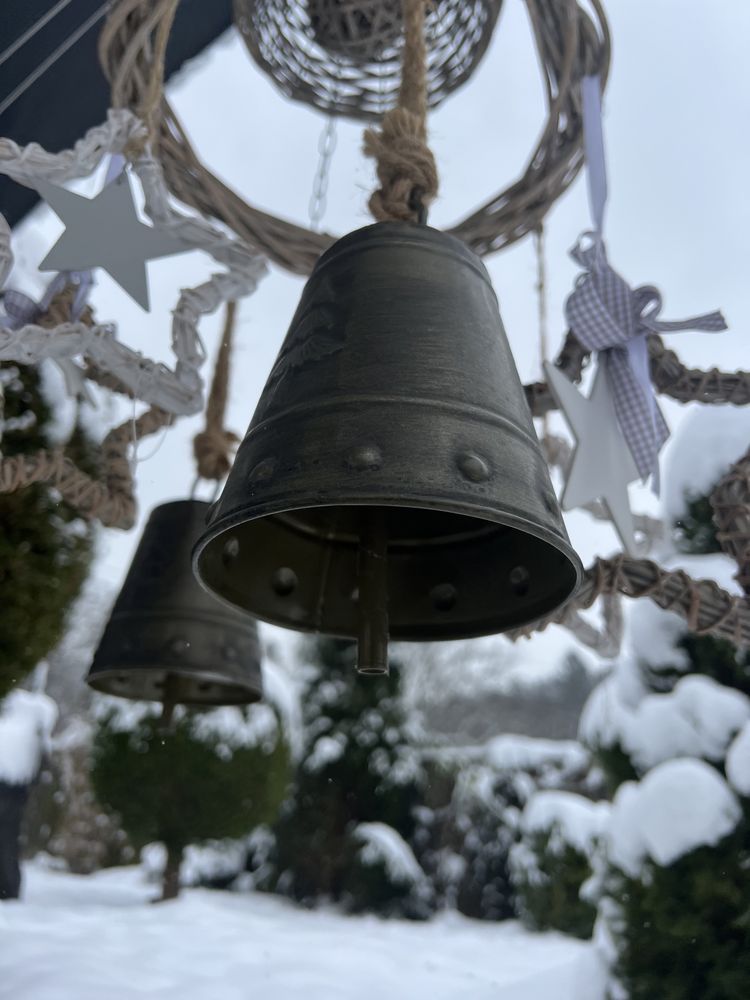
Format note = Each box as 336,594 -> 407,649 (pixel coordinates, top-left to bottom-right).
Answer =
87,664 -> 263,706
193,495 -> 583,640
312,220 -> 493,287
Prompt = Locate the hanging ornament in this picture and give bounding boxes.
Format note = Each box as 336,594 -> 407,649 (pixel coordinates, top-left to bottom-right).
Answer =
37,170 -> 186,311
88,499 -> 263,707
0,110 -> 267,415
544,361 -> 640,555
193,221 -> 582,675
552,74 -> 726,548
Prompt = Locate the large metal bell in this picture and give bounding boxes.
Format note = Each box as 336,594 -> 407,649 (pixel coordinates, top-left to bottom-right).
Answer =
88,500 -> 263,705
194,222 -> 582,673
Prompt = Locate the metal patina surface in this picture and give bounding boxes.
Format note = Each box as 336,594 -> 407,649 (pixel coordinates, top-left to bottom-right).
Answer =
194,222 -> 582,666
88,500 -> 263,705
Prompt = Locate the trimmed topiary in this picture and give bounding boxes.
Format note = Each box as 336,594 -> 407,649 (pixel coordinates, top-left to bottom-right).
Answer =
0,363 -> 94,700
91,700 -> 290,899
510,790 -> 608,939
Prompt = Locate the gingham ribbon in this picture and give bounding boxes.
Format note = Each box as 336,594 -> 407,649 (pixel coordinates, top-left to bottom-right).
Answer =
565,236 -> 726,485
567,75 -> 727,489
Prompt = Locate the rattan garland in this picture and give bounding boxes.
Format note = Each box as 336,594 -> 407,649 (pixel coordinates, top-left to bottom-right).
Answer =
56,0 -> 750,652
0,287 -> 172,530
234,0 -> 503,122
100,0 -> 610,274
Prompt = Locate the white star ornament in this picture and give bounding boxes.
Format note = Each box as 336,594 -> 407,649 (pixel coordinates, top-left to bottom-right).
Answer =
543,360 -> 640,555
37,172 -> 186,310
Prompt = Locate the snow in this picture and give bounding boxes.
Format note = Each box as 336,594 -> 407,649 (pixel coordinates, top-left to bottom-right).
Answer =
627,600 -> 690,672
190,703 -> 279,751
141,841 -> 248,888
1,863 -> 607,1000
726,721 -> 750,797
662,405 -> 750,522
519,792 -> 611,856
608,759 -> 741,877
354,822 -> 425,886
304,733 -> 346,772
0,689 -> 58,785
92,695 -> 281,752
581,672 -> 750,773
259,642 -> 303,760
484,735 -> 589,774
579,676 -> 635,750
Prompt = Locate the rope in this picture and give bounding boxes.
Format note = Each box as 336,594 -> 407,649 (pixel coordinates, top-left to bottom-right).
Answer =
0,285 -> 171,527
0,406 -> 170,529
192,301 -> 239,482
362,0 -> 438,223
711,447 -> 750,595
509,555 -> 750,650
100,0 -> 179,158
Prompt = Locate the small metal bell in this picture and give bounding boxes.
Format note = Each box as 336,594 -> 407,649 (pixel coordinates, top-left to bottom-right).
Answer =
194,222 -> 582,674
88,500 -> 262,705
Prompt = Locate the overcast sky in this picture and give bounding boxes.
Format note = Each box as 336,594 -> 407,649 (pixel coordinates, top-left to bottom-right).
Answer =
10,0 -> 750,685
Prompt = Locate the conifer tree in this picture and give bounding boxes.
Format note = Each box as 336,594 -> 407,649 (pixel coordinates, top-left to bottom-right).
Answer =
263,638 -> 430,917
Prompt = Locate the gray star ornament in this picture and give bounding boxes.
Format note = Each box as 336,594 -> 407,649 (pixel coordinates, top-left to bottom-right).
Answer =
37,172 -> 186,310
543,360 -> 640,555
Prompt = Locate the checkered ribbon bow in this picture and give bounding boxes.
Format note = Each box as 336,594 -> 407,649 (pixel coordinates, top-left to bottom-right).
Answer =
565,234 -> 727,486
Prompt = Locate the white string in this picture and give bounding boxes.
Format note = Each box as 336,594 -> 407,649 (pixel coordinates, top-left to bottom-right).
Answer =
0,0 -> 116,117
0,0 -> 77,69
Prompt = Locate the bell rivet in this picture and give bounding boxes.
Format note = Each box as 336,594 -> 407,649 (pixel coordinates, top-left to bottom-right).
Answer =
272,567 -> 298,596
249,457 -> 277,484
456,451 -> 490,482
222,537 -> 240,565
192,223 -> 583,651
223,644 -> 238,662
509,566 -> 531,597
169,637 -> 190,656
431,583 -> 458,612
346,444 -> 382,471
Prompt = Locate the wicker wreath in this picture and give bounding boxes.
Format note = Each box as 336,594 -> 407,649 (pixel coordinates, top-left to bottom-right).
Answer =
234,0 -> 504,122
100,0 -> 609,274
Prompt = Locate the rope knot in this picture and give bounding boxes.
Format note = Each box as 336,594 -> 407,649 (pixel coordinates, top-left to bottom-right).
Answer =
363,108 -> 438,223
192,427 -> 239,483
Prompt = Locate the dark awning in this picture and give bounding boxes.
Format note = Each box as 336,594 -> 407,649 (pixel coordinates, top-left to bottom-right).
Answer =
0,0 -> 232,228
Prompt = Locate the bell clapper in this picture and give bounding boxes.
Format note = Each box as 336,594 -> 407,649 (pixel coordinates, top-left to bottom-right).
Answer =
356,508 -> 390,675
158,673 -> 179,733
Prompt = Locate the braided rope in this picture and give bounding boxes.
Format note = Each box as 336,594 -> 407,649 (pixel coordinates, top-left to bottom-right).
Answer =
509,556 -> 750,650
711,448 -> 750,595
0,286 -> 172,528
363,0 -> 438,223
192,301 -> 239,482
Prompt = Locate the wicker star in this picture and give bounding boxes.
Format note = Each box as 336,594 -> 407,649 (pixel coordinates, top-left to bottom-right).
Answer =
544,360 -> 640,555
37,172 -> 186,310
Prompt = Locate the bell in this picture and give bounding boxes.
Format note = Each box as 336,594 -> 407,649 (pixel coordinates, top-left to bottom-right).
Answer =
88,500 -> 263,705
194,222 -> 582,674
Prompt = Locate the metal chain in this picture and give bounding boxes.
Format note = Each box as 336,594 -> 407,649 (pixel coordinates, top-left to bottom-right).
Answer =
308,114 -> 338,231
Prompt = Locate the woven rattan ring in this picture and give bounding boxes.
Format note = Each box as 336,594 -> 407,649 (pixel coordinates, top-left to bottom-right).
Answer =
234,0 -> 503,122
101,0 -> 610,274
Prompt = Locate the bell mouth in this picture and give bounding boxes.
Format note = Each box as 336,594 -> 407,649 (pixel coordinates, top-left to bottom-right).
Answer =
87,666 -> 261,707
194,501 -> 581,642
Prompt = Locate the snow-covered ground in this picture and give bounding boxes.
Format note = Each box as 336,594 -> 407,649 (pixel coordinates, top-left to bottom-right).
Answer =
1,864 -> 606,1000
